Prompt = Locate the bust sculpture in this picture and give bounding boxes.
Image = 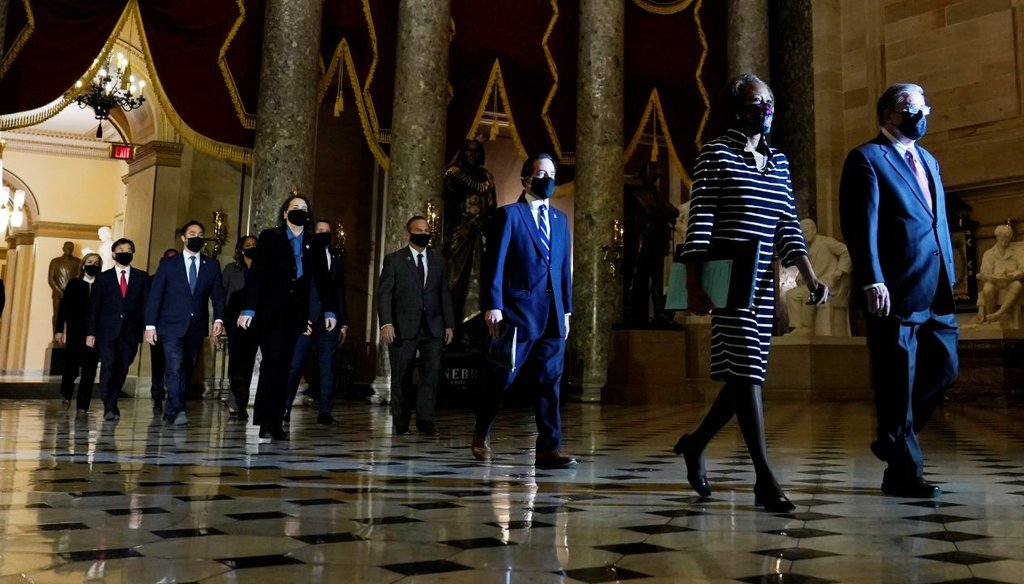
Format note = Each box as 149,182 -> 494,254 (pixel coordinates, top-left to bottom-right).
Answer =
785,218 -> 851,336
48,241 -> 81,332
97,226 -> 114,272
442,139 -> 497,332
976,224 -> 1024,326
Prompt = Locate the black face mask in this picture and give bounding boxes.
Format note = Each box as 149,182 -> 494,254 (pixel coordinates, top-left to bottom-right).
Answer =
897,110 -> 927,141
530,176 -> 556,199
242,247 -> 257,259
287,209 -> 310,226
186,236 -> 205,253
409,232 -> 431,248
114,252 -> 133,266
737,102 -> 773,137
314,232 -> 332,247
83,264 -> 100,276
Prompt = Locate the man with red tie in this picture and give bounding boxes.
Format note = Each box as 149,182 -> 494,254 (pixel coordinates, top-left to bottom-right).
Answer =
86,238 -> 150,422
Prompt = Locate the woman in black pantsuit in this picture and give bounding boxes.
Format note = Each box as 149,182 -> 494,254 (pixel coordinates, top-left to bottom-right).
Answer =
237,195 -> 337,441
55,253 -> 102,412
222,235 -> 258,420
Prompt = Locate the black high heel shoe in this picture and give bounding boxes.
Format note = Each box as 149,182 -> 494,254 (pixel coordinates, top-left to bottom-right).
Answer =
673,434 -> 712,497
753,481 -> 796,512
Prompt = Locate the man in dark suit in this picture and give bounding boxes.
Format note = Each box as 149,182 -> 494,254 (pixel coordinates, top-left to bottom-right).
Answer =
144,221 -> 226,426
378,215 -> 454,436
86,238 -> 150,421
285,218 -> 350,426
840,82 -> 958,499
475,153 -> 576,469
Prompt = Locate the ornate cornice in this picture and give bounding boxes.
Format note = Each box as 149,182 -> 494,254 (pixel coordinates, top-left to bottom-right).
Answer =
125,140 -> 184,176
33,221 -> 104,239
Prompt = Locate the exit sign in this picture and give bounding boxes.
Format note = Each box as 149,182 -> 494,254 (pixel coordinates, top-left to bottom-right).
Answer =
110,144 -> 134,160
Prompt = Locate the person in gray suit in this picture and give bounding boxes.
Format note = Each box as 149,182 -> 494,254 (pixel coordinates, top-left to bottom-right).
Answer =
378,215 -> 455,436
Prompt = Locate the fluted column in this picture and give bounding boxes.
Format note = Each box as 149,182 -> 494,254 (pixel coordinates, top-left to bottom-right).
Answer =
250,0 -> 324,230
573,0 -> 625,403
727,0 -> 770,78
384,0 -> 451,254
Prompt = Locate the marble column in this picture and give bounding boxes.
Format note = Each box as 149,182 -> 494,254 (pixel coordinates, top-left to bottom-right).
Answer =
250,0 -> 324,231
371,0 -> 451,404
726,0 -> 770,79
384,0 -> 451,255
573,0 -> 625,403
768,0 -> 816,220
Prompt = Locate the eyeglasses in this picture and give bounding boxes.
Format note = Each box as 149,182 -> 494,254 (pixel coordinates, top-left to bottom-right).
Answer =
900,104 -> 931,116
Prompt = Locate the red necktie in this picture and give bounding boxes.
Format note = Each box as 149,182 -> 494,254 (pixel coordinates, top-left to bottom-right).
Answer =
905,150 -> 932,210
119,270 -> 127,298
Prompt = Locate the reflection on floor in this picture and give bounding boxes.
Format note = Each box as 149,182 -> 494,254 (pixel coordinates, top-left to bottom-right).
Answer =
0,396 -> 1023,583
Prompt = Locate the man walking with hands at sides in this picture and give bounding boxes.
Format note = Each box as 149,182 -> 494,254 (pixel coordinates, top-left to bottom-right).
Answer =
378,216 -> 454,436
840,83 -> 959,499
86,238 -> 149,421
474,153 -> 576,469
144,221 -> 226,425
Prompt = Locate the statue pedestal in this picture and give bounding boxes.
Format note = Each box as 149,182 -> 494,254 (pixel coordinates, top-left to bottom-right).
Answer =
438,350 -> 485,408
765,335 -> 871,398
956,328 -> 1024,396
605,329 -> 690,404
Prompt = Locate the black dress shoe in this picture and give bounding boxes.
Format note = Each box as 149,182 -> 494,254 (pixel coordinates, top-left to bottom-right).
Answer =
753,481 -> 796,512
881,476 -> 941,498
393,424 -> 409,436
237,409 -> 249,421
674,434 -> 712,498
417,422 -> 440,436
269,427 -> 288,441
317,413 -> 336,426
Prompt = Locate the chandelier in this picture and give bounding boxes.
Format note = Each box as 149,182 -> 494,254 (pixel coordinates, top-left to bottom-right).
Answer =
68,52 -> 146,138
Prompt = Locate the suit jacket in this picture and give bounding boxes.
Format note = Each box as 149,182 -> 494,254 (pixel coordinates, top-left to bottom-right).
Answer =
378,247 -> 454,340
242,227 -> 337,335
145,252 -> 226,339
308,247 -> 349,328
56,277 -> 92,343
839,133 -> 956,316
483,194 -> 573,340
86,266 -> 149,343
222,262 -> 249,325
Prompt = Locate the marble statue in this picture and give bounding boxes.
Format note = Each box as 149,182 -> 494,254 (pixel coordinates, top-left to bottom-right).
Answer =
624,162 -> 680,326
785,218 -> 851,336
442,139 -> 497,335
97,226 -> 114,272
977,224 -> 1024,326
48,241 -> 81,332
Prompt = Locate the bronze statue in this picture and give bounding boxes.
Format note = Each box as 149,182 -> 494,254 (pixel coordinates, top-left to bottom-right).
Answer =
442,139 -> 497,331
624,162 -> 679,326
48,241 -> 81,333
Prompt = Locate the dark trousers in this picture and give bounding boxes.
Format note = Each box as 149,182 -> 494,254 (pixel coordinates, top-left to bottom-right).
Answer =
865,305 -> 958,480
96,337 -> 139,414
286,327 -> 339,414
475,305 -> 565,451
150,339 -> 166,404
388,324 -> 442,425
161,332 -> 204,417
227,324 -> 259,411
60,342 -> 99,410
254,327 -> 301,429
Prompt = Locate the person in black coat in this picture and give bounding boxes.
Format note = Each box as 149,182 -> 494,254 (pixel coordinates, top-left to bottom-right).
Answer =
86,238 -> 149,421
238,194 -> 338,441
222,235 -> 258,420
54,253 -> 102,412
285,218 -> 349,426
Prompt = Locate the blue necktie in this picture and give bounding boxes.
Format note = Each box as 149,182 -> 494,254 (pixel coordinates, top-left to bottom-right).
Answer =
537,204 -> 550,257
188,256 -> 198,294
416,252 -> 426,287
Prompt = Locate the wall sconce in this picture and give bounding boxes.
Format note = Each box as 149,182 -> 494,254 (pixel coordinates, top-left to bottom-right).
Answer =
203,209 -> 228,257
334,220 -> 346,252
600,219 -> 624,277
425,201 -> 440,248
0,137 -> 27,232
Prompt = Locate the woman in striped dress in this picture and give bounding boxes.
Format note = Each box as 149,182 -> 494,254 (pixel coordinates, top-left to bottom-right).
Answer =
674,74 -> 829,512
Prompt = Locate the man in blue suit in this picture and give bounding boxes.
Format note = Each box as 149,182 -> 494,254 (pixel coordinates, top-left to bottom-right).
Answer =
144,220 -> 226,425
840,83 -> 958,499
475,153 -> 576,469
86,238 -> 149,421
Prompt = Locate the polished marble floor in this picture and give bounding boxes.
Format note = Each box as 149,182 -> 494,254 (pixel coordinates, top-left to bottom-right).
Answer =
0,394 -> 1023,583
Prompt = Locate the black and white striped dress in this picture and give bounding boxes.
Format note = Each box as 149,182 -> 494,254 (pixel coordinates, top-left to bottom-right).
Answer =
680,129 -> 807,383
